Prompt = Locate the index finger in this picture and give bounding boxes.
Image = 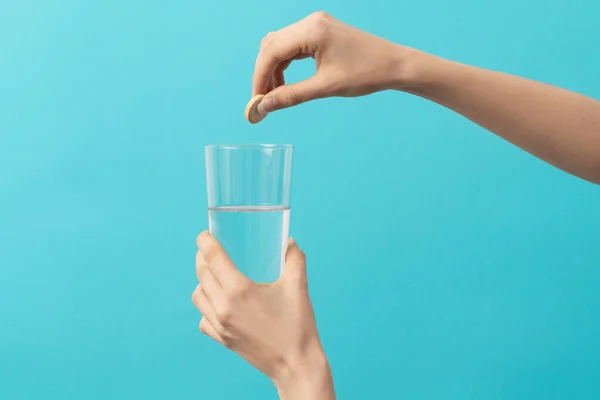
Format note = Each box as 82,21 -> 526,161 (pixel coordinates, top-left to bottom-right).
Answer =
196,231 -> 246,286
252,25 -> 304,96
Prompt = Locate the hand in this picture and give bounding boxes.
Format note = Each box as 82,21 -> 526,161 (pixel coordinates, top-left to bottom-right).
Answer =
192,232 -> 336,400
253,11 -> 419,114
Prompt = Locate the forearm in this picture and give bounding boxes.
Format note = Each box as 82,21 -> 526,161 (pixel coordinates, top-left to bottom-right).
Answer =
398,50 -> 600,184
273,346 -> 336,400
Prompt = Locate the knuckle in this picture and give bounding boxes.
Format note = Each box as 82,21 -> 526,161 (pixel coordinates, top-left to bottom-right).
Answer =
285,90 -> 304,107
213,322 -> 226,336
310,11 -> 330,21
292,91 -> 304,106
311,25 -> 327,41
196,262 -> 208,278
215,306 -> 232,326
220,333 -> 233,348
196,251 -> 207,268
260,32 -> 275,48
202,245 -> 218,262
215,324 -> 234,348
308,12 -> 331,40
228,278 -> 250,299
211,320 -> 234,347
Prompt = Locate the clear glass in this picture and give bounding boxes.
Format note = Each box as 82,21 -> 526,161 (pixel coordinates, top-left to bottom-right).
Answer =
205,144 -> 293,283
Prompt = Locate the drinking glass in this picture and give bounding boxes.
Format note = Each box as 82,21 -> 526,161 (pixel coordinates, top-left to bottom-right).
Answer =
205,144 -> 293,283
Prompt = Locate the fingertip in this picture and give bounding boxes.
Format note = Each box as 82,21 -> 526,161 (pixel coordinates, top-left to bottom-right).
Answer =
196,230 -> 211,247
285,237 -> 305,260
251,83 -> 268,98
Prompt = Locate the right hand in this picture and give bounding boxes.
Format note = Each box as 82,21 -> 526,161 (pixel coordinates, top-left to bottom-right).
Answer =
253,11 -> 419,114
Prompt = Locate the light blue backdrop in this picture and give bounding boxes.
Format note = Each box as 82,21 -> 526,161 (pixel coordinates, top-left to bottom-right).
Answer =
1,0 -> 599,399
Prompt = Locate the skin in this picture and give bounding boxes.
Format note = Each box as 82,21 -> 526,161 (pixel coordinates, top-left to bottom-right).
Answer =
253,12 -> 600,185
193,233 -> 335,400
193,11 -> 600,399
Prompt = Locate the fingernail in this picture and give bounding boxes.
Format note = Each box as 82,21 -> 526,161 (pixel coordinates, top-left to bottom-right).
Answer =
288,237 -> 296,245
257,97 -> 277,114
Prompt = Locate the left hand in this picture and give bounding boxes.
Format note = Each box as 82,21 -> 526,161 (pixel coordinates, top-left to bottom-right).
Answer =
191,232 -> 335,399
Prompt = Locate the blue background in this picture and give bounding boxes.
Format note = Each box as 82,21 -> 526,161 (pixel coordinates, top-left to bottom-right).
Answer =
1,0 -> 599,398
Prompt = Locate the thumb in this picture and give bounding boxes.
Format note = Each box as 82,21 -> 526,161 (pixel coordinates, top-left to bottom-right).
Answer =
258,76 -> 324,114
282,237 -> 307,284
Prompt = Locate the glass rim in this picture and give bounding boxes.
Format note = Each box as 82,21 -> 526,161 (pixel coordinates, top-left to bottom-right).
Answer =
205,144 -> 292,151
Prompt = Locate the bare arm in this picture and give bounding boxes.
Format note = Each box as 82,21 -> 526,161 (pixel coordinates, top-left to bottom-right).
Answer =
251,12 -> 600,184
403,54 -> 600,183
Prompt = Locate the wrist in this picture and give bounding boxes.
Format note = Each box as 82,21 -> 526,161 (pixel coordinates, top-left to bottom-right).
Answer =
272,344 -> 335,400
388,45 -> 449,92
